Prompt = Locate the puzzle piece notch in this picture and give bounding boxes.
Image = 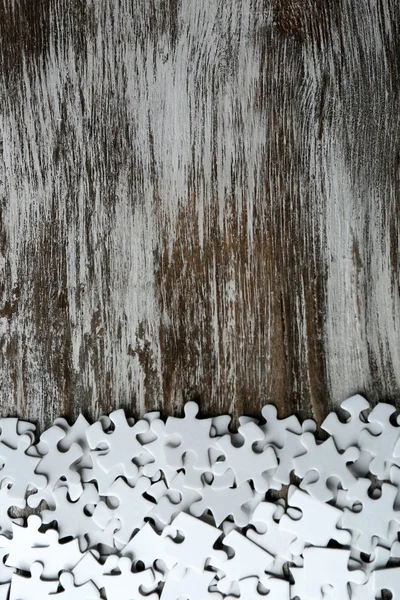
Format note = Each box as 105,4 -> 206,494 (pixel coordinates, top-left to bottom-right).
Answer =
225,576 -> 289,600
349,544 -> 390,578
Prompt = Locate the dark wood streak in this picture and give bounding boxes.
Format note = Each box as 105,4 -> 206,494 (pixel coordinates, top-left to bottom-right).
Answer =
0,0 -> 399,430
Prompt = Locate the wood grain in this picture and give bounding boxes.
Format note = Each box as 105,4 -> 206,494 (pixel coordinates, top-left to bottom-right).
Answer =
0,0 -> 399,429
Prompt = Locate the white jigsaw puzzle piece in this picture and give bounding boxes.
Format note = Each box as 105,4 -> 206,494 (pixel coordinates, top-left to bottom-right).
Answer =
213,421 -> 278,493
72,551 -> 120,590
161,567 -> 221,600
9,562 -> 58,600
93,476 -> 154,545
41,482 -> 120,550
359,403 -> 400,479
86,409 -> 150,479
164,402 -> 215,470
341,478 -> 400,553
163,512 -> 226,577
49,572 -> 100,599
0,435 -> 47,508
212,529 -> 274,595
294,433 -> 360,502
190,470 -> 257,527
278,486 -> 351,555
102,557 -> 156,600
303,547 -> 366,600
28,426 -> 83,508
246,501 -> 296,576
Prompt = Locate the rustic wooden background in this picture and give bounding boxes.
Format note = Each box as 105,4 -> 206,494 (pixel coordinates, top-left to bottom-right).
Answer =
0,0 -> 399,430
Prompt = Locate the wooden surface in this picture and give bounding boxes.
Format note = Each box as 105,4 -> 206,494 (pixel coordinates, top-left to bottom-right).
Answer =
0,0 -> 399,429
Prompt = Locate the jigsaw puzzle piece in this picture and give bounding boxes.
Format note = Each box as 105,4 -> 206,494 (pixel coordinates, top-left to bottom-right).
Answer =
213,421 -> 277,492
0,515 -> 57,572
0,418 -> 35,447
190,470 -> 257,527
54,414 -> 102,470
93,476 -> 154,545
121,521 -> 175,578
9,562 -> 58,600
161,567 -> 220,600
163,512 -> 225,577
302,547 -> 366,600
27,537 -> 85,578
278,486 -> 351,556
341,478 -> 400,553
0,435 -> 47,508
164,402 -> 215,470
321,394 -> 378,449
359,403 -> 400,479
102,557 -> 156,600
272,422 -> 316,487
41,483 -> 119,550
147,471 -> 202,530
246,501 -> 296,576
81,454 -> 141,496
86,409 -> 150,479
212,529 -> 274,595
72,551 -> 120,591
255,404 -> 303,451
28,425 -> 83,508
351,567 -> 400,600
49,572 -> 100,599
294,433 -> 359,502
142,419 -> 180,484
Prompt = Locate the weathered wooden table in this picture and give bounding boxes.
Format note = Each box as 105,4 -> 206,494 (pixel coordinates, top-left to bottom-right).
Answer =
1,0 -> 399,429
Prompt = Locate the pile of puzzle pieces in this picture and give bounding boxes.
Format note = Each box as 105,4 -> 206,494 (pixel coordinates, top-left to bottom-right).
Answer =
0,396 -> 399,598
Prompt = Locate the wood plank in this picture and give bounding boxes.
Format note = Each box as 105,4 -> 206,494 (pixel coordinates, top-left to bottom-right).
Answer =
0,0 -> 399,429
